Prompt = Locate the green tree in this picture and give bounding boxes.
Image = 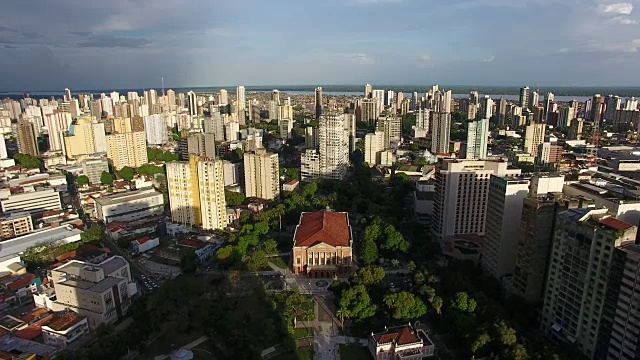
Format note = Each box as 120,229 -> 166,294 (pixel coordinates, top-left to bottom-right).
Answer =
336,306 -> 349,327
13,154 -> 41,169
247,250 -> 268,271
449,292 -> 477,313
502,344 -> 528,360
262,239 -> 278,256
100,171 -> 114,185
361,237 -> 378,265
418,285 -> 436,302
180,252 -> 199,274
301,182 -> 318,198
351,266 -> 385,286
215,245 -> 235,265
117,166 -> 135,181
381,224 -> 410,253
383,291 -> 428,321
81,227 -> 103,244
339,285 -> 376,320
412,157 -> 427,166
471,332 -> 492,354
138,164 -> 164,177
431,296 -> 443,315
225,190 -> 246,206
284,168 -> 299,181
76,175 -> 89,187
493,320 -> 517,347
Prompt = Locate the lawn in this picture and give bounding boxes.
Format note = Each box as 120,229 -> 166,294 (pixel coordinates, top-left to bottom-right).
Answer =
340,344 -> 370,360
270,253 -> 291,269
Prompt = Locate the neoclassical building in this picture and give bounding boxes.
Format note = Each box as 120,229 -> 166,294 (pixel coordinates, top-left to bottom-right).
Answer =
292,211 -> 353,278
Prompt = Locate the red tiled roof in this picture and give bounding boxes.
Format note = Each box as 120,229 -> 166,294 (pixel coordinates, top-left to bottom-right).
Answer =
14,325 -> 42,340
46,312 -> 85,331
373,326 -> 421,346
294,212 -> 350,247
106,221 -> 125,232
136,236 -> 151,245
20,308 -> 50,323
600,217 -> 634,231
285,180 -> 298,185
180,239 -> 206,249
6,274 -> 36,291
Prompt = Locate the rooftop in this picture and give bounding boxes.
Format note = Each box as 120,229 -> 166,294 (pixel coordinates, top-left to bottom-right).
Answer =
44,312 -> 85,332
0,334 -> 57,356
94,189 -> 161,206
294,211 -> 350,247
599,217 -> 634,231
372,325 -> 422,346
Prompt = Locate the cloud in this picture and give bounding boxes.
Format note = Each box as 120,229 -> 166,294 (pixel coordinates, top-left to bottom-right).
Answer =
612,16 -> 638,24
77,35 -> 152,48
20,32 -> 40,39
558,39 -> 640,55
481,55 -> 496,62
598,2 -> 633,14
69,31 -> 94,36
346,53 -> 374,64
416,54 -> 432,62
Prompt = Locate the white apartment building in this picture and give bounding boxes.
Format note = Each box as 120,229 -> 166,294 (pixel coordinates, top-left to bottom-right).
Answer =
197,157 -> 227,230
317,113 -> 350,180
541,208 -> 637,358
376,116 -> 401,148
244,149 -> 279,200
50,256 -> 135,329
94,189 -> 164,224
301,150 -> 321,182
45,111 -> 72,152
465,118 -> 489,160
41,312 -> 89,348
364,131 -> 385,167
431,160 -> 520,240
144,113 -> 168,145
0,188 -> 61,215
524,123 -> 546,156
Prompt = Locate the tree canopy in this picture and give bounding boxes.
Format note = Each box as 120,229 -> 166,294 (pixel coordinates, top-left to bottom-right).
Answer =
351,266 -> 385,286
225,190 -> 246,207
138,164 -> 164,178
13,153 -> 41,169
147,148 -> 179,162
383,291 -> 428,321
76,175 -> 89,187
339,285 -> 376,321
80,226 -> 103,244
100,171 -> 114,185
117,167 -> 135,181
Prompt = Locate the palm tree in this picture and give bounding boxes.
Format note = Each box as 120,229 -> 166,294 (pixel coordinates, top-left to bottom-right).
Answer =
336,307 -> 350,328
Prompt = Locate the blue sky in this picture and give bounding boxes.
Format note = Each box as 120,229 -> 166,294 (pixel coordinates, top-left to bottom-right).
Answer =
0,0 -> 639,90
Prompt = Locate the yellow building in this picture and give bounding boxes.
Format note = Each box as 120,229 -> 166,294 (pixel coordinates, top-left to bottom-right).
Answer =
166,155 -> 226,230
106,132 -> 147,170
64,117 -> 96,158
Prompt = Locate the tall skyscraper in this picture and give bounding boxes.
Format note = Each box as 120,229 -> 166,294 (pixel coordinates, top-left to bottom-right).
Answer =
315,87 -> 323,120
431,112 -> 451,154
0,135 -> 7,159
106,117 -> 147,170
364,131 -> 385,167
187,91 -> 197,117
236,86 -> 246,110
364,83 -> 372,98
167,89 -> 176,108
603,95 -> 621,121
186,133 -> 216,158
524,123 -> 546,156
519,86 -> 530,110
16,121 -> 38,156
415,108 -> 431,132
531,90 -> 539,109
465,118 -> 489,160
166,155 -> 227,230
545,92 -> 555,122
432,160 -> 521,240
372,90 -> 385,112
356,99 -> 379,126
301,113 -> 349,181
497,98 -> 508,125
480,96 -> 493,119
595,243 -> 640,359
541,208 -> 637,358
376,116 -> 401,148
64,88 -> 72,102
272,89 -> 281,106
45,110 -> 71,152
144,114 -> 169,145
219,89 -> 228,105
244,149 -> 280,200
590,94 -> 604,122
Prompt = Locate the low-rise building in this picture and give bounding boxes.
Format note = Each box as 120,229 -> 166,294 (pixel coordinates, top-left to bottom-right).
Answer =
282,180 -> 299,192
0,212 -> 33,240
369,324 -> 435,360
292,211 -> 353,278
94,189 -> 164,224
41,312 -> 88,348
0,188 -> 62,216
49,256 -> 136,329
131,236 -> 160,254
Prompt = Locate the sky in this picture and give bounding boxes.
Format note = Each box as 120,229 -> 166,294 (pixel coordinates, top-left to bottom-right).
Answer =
0,0 -> 639,91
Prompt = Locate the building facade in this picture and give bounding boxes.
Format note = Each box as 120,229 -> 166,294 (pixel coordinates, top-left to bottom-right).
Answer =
465,118 -> 489,160
0,189 -> 62,215
94,189 -> 164,224
244,149 -> 279,200
431,112 -> 451,154
0,212 -> 34,240
292,211 -> 353,278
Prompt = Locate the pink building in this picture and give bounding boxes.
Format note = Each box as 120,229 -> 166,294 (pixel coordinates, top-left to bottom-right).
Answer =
369,324 -> 435,360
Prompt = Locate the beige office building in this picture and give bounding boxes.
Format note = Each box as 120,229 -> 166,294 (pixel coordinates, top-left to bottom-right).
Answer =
0,212 -> 34,240
50,256 -> 134,329
524,123 -> 546,156
244,149 -> 279,200
106,131 -> 147,170
364,131 -> 385,167
64,117 -> 98,158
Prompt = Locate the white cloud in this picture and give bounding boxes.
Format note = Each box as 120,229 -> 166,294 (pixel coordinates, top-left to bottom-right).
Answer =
598,3 -> 633,15
416,53 -> 432,62
481,55 -> 496,62
346,53 -> 374,64
558,38 -> 640,54
612,16 -> 639,24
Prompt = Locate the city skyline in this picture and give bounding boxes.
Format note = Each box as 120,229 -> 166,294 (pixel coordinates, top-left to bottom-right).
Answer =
1,0 -> 640,90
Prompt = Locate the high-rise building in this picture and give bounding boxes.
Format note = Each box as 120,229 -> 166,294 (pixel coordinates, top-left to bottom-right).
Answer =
219,89 -> 228,105
167,89 -> 176,109
64,88 -> 72,102
301,113 -> 349,181
465,118 -> 489,160
595,243 -> 640,359
305,127 -> 319,149
300,150 -> 321,181
105,117 -> 147,170
497,98 -> 508,125
343,113 -> 357,154
541,208 -> 637,358
524,123 -> 546,156
144,114 -> 168,145
279,118 -> 293,139
519,86 -> 530,110
558,105 -> 577,128
356,99 -> 379,126
376,116 -> 401,148
186,133 -> 216,158
81,157 -> 110,184
236,86 -> 246,110
244,149 -> 280,200
545,92 -> 555,122
271,89 -> 281,106
386,90 -> 395,107
531,90 -> 539,110
512,191 -> 588,303
624,97 -> 638,110
364,131 -> 385,167
187,91 -> 197,117
431,112 -> 451,154
45,110 -> 72,152
315,87 -> 323,120
64,117 -> 97,158
364,84 -> 372,98
537,142 -> 562,165
371,90 -> 385,112
480,96 -> 493,119
16,120 -> 38,156
432,160 -> 521,240
415,108 -> 431,133
166,155 -> 227,230
568,118 -> 584,140
590,94 -> 604,123
0,135 -> 7,159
